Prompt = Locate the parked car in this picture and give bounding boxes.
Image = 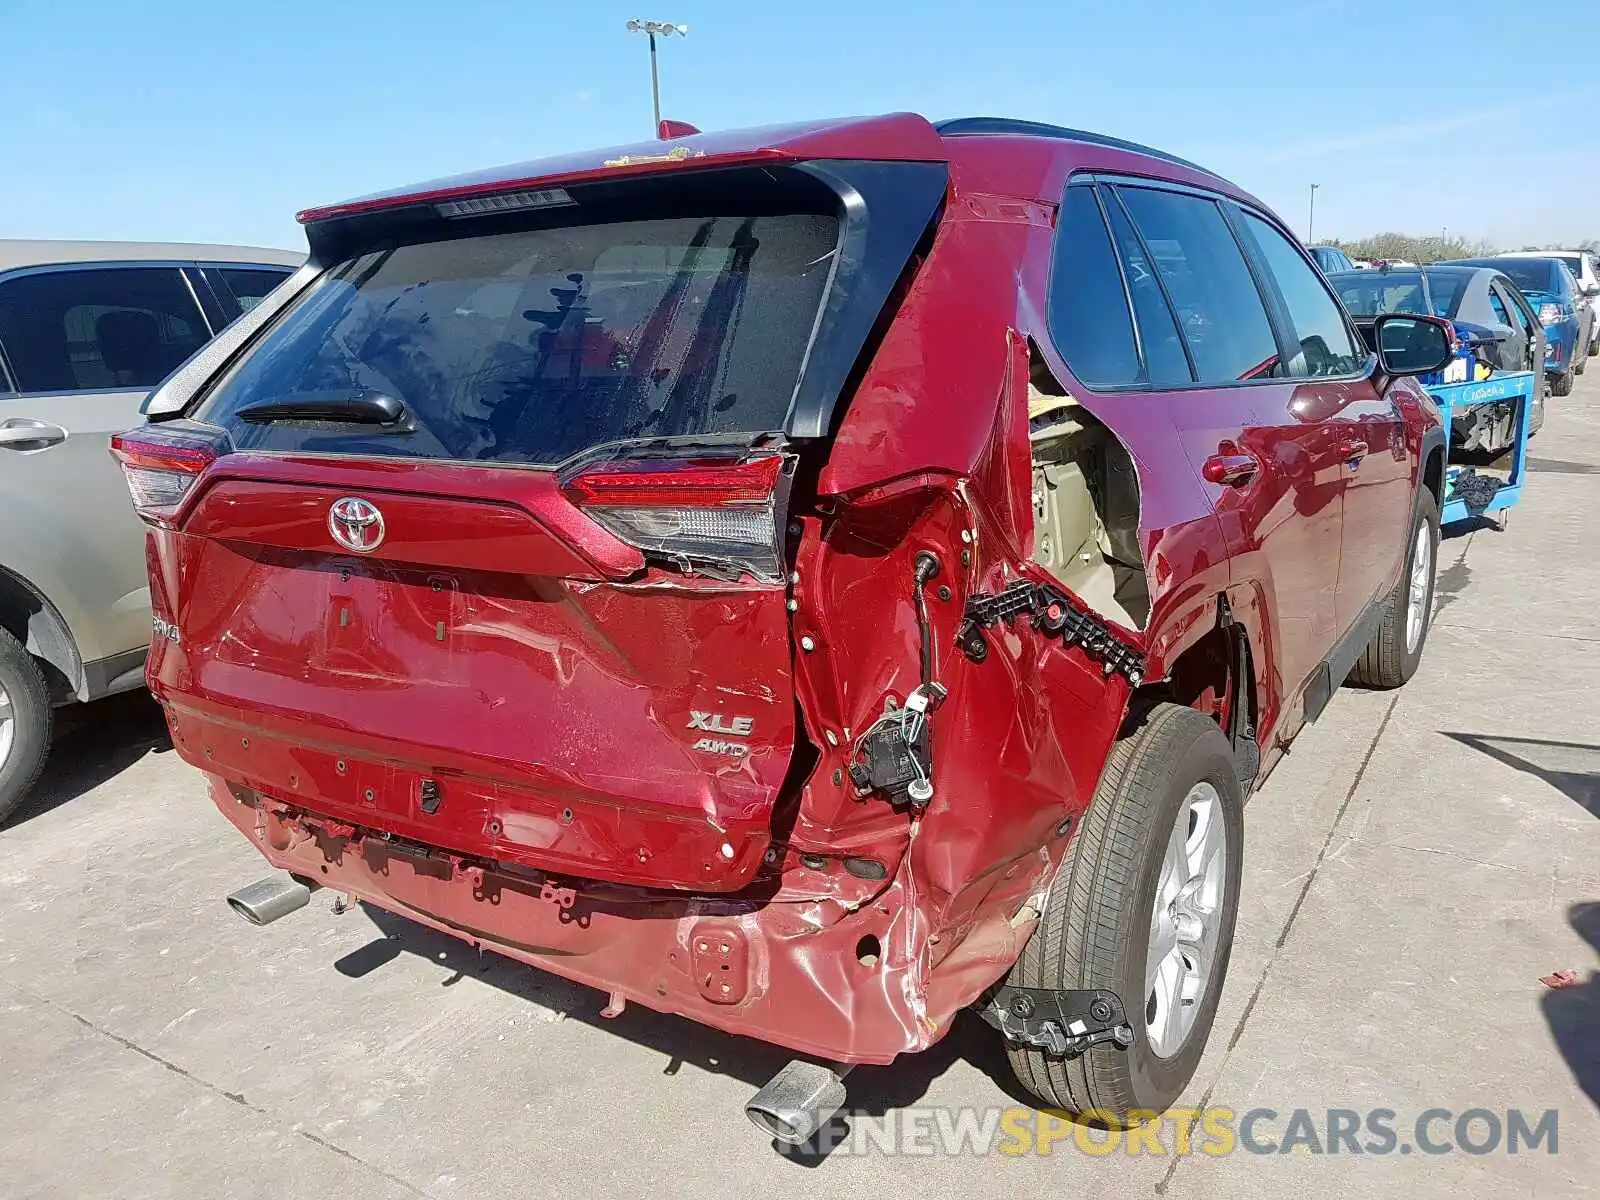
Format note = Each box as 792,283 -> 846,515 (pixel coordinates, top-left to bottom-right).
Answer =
1327,264 -> 1547,449
0,241 -> 301,821
1442,255 -> 1587,395
1496,249 -> 1600,359
1309,245 -> 1355,273
118,114 -> 1450,1134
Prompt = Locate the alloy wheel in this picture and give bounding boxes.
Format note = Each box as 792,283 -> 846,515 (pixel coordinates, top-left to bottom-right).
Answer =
1405,523 -> 1432,654
1145,781 -> 1229,1057
0,680 -> 13,774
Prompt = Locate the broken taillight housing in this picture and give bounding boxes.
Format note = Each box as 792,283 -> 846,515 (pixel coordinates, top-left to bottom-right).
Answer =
109,422 -> 231,527
563,455 -> 789,581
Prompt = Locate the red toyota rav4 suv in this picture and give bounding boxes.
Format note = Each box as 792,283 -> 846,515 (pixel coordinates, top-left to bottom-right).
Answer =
118,114 -> 1451,1140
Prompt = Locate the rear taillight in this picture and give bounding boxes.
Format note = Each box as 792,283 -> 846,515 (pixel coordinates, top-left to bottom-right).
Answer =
1539,303 -> 1564,325
109,423 -> 230,526
563,455 -> 788,581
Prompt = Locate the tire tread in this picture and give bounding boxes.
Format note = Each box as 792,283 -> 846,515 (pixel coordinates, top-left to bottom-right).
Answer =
0,625 -> 52,826
1006,703 -> 1235,1114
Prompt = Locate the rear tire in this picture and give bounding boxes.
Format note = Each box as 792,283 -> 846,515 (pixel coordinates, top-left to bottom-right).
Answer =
1349,489 -> 1439,689
0,627 -> 52,826
1003,703 -> 1243,1119
1552,368 -> 1574,397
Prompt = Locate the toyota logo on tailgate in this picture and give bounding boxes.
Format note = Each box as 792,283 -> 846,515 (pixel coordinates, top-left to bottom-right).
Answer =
328,496 -> 385,553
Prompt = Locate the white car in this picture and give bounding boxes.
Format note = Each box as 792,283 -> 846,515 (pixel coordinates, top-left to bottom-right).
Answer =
1497,250 -> 1600,358
0,240 -> 301,821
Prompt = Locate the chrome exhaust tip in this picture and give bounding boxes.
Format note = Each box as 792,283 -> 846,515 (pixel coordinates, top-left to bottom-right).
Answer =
226,875 -> 314,926
744,1060 -> 849,1145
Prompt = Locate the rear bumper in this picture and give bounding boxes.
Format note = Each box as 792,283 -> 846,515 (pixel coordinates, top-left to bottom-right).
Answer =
208,777 -> 1033,1065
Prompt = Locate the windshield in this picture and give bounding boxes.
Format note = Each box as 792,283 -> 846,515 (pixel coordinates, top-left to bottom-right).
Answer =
200,213 -> 840,465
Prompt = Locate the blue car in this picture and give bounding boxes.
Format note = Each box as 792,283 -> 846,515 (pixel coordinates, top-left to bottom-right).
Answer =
1442,257 -> 1584,395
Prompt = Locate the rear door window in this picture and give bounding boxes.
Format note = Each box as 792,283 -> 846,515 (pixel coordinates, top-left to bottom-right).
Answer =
1115,186 -> 1283,384
0,266 -> 209,393
1237,212 -> 1365,377
1047,186 -> 1143,387
200,214 -> 840,466
212,267 -> 295,321
1101,192 -> 1192,385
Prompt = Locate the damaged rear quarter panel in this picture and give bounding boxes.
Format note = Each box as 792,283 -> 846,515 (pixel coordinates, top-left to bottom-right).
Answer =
795,148 -> 1233,1042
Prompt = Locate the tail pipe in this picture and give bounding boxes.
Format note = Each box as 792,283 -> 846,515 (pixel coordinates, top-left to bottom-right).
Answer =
226,875 -> 316,926
744,1061 -> 852,1145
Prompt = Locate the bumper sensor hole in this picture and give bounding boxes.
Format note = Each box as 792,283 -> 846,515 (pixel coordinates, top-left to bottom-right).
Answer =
855,934 -> 882,968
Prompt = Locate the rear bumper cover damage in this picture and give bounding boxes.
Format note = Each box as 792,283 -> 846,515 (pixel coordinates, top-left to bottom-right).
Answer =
209,776 -> 1040,1065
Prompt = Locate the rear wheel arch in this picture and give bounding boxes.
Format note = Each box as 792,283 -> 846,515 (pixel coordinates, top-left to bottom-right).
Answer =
1128,594 -> 1260,768
0,566 -> 85,703
1421,436 -> 1446,512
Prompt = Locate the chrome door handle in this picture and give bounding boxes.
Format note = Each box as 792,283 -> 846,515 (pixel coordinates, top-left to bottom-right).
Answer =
1202,451 -> 1260,487
1340,440 -> 1369,467
0,419 -> 68,450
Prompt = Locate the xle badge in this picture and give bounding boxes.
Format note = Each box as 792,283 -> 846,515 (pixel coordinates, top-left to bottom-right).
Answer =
688,711 -> 753,759
688,711 -> 755,736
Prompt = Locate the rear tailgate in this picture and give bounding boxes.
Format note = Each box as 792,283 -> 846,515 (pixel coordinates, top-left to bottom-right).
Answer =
158,454 -> 794,891
139,158 -> 947,892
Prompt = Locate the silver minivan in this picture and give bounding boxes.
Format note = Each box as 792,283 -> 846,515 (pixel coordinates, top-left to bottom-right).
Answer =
0,240 -> 302,820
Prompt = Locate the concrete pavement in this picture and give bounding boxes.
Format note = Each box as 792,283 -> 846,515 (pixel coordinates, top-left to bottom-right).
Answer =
3,375 -> 1598,1199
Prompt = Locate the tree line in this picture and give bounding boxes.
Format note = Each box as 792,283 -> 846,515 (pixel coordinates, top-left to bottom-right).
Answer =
1324,234 -> 1600,264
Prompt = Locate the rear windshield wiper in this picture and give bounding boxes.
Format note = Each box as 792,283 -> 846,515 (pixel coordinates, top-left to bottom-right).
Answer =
236,390 -> 407,426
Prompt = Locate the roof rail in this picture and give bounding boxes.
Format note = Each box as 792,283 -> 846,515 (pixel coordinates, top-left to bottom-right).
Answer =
933,117 -> 1219,178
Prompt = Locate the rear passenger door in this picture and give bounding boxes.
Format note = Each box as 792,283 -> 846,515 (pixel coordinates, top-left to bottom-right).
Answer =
1104,182 -> 1347,713
1230,209 -> 1407,642
0,264 -> 213,669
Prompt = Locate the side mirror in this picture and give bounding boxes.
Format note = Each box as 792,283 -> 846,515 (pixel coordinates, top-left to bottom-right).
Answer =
1584,282 -> 1600,298
1373,313 -> 1455,377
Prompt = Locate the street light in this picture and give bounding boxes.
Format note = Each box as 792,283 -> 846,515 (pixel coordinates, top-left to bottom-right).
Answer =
1307,183 -> 1320,245
626,19 -> 688,133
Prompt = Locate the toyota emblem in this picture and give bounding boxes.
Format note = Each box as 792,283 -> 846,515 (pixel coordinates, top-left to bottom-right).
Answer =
328,496 -> 385,553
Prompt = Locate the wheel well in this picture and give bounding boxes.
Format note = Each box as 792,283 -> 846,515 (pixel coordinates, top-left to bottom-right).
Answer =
0,566 -> 83,703
1423,445 -> 1444,510
1125,612 -> 1257,749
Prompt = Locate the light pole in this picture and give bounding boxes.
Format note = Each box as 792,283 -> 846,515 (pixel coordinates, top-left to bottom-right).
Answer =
1307,183 -> 1320,244
626,19 -> 688,133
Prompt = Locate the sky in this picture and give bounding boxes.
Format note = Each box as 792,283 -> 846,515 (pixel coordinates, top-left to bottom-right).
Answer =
3,0 -> 1597,253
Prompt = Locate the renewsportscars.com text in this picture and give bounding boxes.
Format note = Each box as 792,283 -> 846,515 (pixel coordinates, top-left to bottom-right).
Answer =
777,1106 -> 1560,1158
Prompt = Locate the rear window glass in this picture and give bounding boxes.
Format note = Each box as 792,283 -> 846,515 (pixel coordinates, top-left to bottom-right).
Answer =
1418,272 -> 1468,317
200,214 -> 839,465
1333,272 -> 1431,317
1494,260 -> 1557,295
